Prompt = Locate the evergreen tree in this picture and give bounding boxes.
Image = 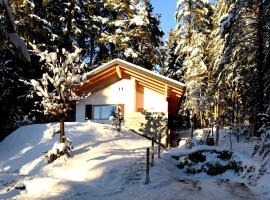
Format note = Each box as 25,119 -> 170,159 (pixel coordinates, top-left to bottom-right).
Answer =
76,0 -> 106,69
161,29 -> 183,81
136,0 -> 164,69
218,0 -> 266,134
0,0 -> 32,140
175,0 -> 213,128
205,0 -> 229,144
263,0 -> 270,105
0,0 -> 30,61
99,0 -> 163,70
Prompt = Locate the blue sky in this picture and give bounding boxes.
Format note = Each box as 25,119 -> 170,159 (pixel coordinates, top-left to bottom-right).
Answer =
150,0 -> 177,40
150,0 -> 217,40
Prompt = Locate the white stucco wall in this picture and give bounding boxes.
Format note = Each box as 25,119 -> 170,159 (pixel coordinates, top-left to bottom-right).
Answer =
76,78 -> 168,122
144,88 -> 168,112
76,78 -> 135,122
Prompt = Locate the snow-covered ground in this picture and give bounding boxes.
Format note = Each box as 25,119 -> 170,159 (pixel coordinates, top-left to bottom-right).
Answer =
0,122 -> 269,199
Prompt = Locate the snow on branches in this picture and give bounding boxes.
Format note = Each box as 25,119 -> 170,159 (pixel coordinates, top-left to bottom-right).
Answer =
28,45 -> 85,118
45,136 -> 73,163
0,0 -> 30,61
100,0 -> 150,59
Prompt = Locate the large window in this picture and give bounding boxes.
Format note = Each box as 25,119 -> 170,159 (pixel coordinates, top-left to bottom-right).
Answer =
92,105 -> 117,120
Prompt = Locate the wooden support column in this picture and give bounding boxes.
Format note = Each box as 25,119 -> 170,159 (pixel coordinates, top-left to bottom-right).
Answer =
131,77 -> 137,112
164,84 -> 168,100
116,65 -> 122,79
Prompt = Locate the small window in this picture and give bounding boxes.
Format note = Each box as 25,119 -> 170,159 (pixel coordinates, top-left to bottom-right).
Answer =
85,105 -> 92,120
92,105 -> 117,120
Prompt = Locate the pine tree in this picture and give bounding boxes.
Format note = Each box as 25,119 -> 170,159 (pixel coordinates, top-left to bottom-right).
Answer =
0,0 -> 33,140
263,0 -> 270,105
135,0 -> 164,69
218,0 -> 266,134
99,0 -> 163,70
0,0 -> 30,61
205,0 -> 230,144
175,0 -> 213,129
76,0 -> 106,69
161,29 -> 183,81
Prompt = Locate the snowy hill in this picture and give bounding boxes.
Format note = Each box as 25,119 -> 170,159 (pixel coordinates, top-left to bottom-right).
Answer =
0,123 -> 268,199
0,122 -> 151,199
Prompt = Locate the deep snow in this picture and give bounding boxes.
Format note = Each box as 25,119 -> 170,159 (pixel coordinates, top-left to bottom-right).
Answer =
0,122 -> 269,199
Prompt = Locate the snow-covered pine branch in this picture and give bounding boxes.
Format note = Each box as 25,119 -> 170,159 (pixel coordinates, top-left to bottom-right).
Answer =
0,0 -> 30,61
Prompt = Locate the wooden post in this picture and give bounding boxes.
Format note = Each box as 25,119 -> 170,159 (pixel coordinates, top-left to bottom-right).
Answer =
145,148 -> 150,184
60,118 -> 65,143
151,138 -> 154,167
215,125 -> 220,146
158,133 -> 161,159
229,128 -> 232,150
167,129 -> 171,149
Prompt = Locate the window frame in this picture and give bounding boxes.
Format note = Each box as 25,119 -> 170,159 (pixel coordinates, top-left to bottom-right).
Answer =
92,104 -> 118,120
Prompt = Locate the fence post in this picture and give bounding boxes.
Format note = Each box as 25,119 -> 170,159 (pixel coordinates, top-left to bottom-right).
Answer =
167,129 -> 171,149
151,138 -> 154,167
145,148 -> 150,184
158,133 -> 161,159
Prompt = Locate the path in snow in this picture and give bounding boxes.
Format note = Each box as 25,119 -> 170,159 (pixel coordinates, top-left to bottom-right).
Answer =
0,122 -> 264,200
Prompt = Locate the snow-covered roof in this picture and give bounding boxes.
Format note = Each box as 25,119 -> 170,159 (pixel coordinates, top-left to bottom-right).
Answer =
85,58 -> 186,90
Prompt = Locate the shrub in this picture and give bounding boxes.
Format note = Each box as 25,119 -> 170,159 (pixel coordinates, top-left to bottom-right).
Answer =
45,136 -> 73,163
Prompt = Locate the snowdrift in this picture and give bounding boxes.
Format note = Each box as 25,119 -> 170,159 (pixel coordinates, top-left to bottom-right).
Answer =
0,123 -> 269,200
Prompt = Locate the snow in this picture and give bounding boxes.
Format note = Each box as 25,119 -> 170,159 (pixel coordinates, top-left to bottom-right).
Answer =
0,123 -> 269,199
29,14 -> 51,26
130,15 -> 144,26
124,48 -> 138,58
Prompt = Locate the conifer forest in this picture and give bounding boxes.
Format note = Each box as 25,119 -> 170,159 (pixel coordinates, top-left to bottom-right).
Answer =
1,0 -> 269,140
1,0 -> 270,199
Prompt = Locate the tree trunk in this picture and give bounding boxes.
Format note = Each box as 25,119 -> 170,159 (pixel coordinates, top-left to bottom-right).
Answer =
60,118 -> 65,143
187,0 -> 192,45
190,110 -> 194,138
215,90 -> 220,146
65,0 -> 75,52
254,0 -> 265,135
215,125 -> 220,146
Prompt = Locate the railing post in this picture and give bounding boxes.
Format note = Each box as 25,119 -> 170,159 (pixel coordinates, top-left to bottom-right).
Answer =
151,138 -> 154,167
145,148 -> 150,184
167,129 -> 171,149
158,133 -> 161,159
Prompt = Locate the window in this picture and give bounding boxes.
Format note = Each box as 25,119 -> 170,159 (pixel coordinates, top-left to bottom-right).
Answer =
85,105 -> 92,120
92,105 -> 117,120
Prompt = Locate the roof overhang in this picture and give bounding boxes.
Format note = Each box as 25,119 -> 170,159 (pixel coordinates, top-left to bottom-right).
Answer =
74,59 -> 186,114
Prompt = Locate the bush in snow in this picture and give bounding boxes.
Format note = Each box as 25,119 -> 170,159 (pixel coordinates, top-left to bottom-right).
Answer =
45,136 -> 73,163
175,149 -> 242,176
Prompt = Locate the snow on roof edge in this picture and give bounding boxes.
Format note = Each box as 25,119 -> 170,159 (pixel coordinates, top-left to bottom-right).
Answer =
85,58 -> 186,89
